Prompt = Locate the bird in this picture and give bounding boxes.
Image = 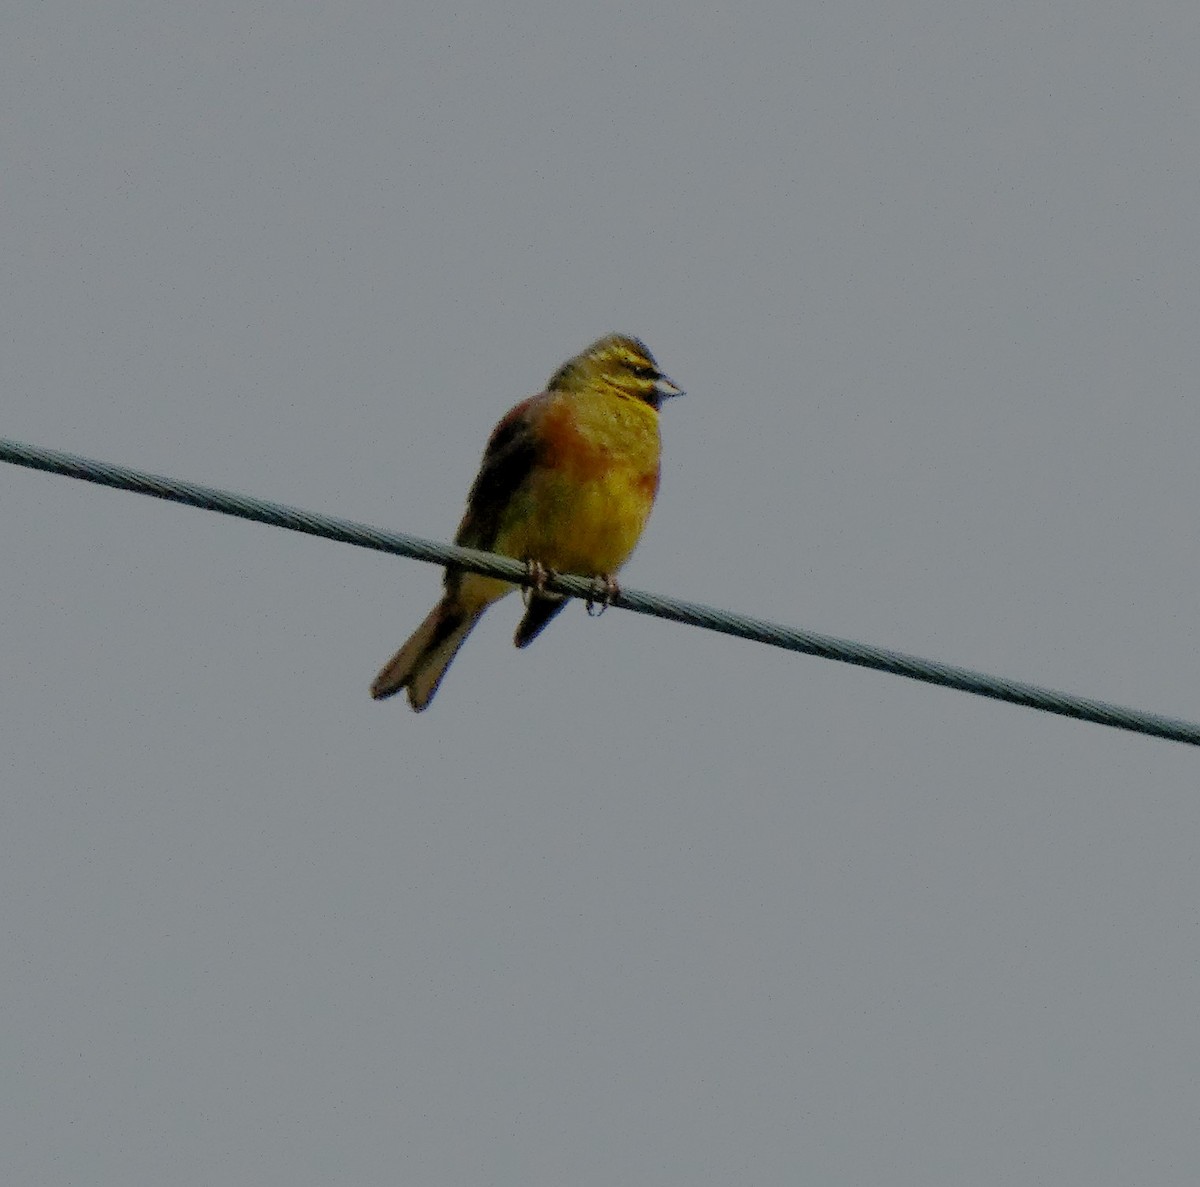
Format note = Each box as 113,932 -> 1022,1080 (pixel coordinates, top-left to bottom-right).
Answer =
370,333 -> 683,710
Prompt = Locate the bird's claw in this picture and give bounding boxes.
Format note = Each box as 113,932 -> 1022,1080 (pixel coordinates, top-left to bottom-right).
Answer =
522,559 -> 553,605
586,573 -> 620,617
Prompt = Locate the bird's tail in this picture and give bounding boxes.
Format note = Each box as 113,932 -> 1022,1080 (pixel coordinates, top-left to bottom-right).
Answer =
370,599 -> 483,710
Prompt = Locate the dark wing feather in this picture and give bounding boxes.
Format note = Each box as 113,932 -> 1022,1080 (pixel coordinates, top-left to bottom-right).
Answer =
513,594 -> 568,649
452,393 -> 546,552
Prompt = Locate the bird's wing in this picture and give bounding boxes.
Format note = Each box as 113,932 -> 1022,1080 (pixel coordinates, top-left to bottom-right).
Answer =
453,392 -> 549,552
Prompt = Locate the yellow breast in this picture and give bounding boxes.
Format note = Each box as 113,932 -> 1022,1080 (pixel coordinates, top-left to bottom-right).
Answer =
498,388 -> 661,576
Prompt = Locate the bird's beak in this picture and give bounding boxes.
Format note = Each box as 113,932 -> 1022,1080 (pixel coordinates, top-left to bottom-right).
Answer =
654,373 -> 685,399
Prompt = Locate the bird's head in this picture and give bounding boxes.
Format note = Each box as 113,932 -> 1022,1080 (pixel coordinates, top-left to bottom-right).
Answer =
548,334 -> 684,409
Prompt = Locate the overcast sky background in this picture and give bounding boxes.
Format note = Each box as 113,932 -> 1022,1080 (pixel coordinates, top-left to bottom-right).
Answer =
3,3 -> 1199,1183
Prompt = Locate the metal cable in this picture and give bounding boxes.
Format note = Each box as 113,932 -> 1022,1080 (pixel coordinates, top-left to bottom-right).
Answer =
3,435 -> 1197,746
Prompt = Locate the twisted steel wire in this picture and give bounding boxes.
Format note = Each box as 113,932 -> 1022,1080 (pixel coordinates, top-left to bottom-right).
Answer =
3,435 -> 1197,746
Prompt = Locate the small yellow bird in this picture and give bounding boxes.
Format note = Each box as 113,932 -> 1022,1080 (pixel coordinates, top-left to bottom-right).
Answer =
371,333 -> 683,710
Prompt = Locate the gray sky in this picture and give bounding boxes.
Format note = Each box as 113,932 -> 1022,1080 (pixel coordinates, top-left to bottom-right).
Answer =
4,2 -> 1199,1183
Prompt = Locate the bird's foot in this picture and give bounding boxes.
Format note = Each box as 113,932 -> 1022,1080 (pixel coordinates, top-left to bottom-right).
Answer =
586,573 -> 621,617
521,558 -> 554,605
